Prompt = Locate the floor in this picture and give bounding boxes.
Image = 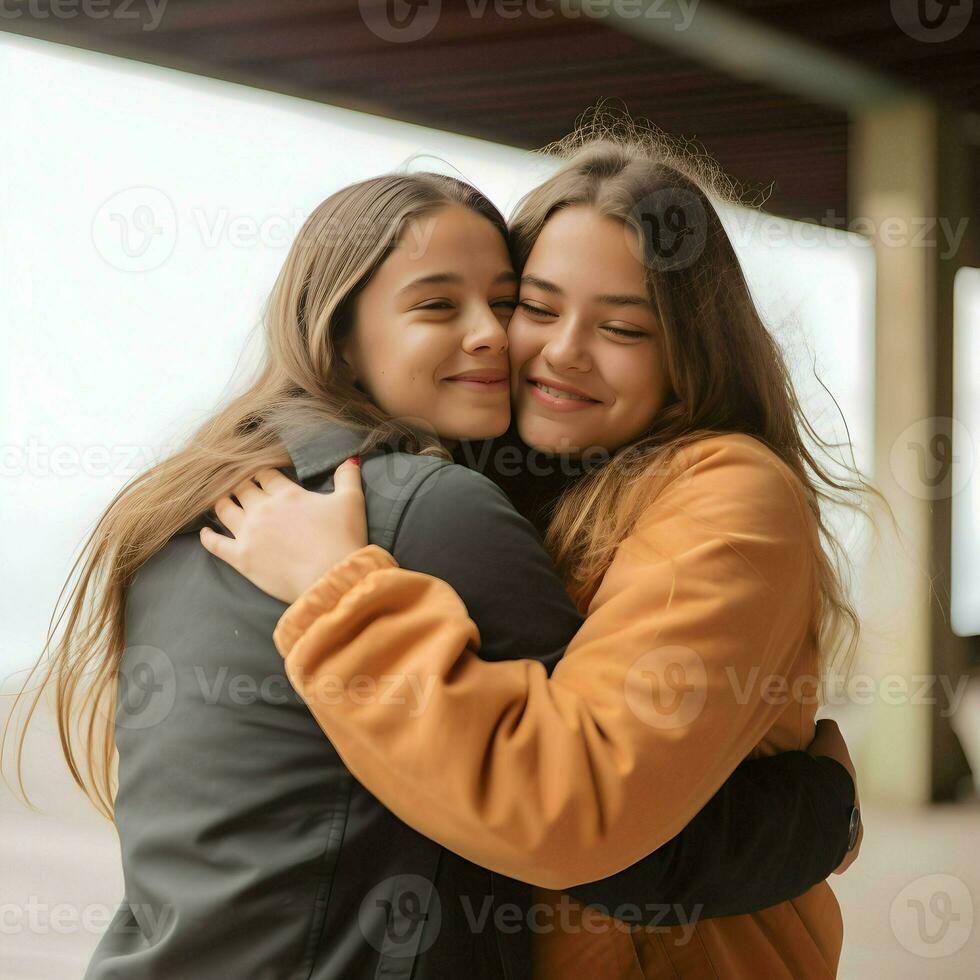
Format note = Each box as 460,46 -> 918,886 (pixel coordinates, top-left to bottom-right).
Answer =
2,690 -> 978,978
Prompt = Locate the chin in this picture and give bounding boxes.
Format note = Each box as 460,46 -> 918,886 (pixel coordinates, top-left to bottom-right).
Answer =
516,412 -> 583,455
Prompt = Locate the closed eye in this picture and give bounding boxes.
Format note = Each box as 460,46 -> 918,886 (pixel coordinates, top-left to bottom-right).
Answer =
602,325 -> 648,339
517,301 -> 557,318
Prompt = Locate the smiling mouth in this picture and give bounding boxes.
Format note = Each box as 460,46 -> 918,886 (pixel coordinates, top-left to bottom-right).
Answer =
529,380 -> 599,403
445,376 -> 509,392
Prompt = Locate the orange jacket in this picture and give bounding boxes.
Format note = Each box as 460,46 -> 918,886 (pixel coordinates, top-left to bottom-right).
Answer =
273,434 -> 843,978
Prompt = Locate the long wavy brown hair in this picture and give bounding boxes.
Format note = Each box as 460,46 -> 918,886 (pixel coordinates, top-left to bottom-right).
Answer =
2,172 -> 510,820
511,115 -> 874,678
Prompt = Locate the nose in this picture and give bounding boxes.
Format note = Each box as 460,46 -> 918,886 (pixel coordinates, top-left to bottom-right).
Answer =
462,302 -> 509,356
541,320 -> 591,373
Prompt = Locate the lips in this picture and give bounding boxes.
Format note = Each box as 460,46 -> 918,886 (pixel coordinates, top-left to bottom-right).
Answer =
444,368 -> 509,394
525,376 -> 602,413
527,377 -> 599,403
446,370 -> 509,383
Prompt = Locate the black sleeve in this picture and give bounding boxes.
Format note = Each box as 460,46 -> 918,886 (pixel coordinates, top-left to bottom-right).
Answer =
567,753 -> 855,926
391,464 -> 856,923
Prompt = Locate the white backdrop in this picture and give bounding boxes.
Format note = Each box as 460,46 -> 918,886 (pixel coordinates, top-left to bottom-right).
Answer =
953,267 -> 980,636
1,31 -> 874,686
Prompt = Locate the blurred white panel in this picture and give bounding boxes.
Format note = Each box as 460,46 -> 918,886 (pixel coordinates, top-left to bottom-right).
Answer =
721,206 -> 876,474
952,267 -> 980,636
720,206 -> 877,585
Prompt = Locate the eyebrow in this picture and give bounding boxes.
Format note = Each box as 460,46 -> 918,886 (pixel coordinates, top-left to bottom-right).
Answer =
521,275 -> 652,309
399,270 -> 516,293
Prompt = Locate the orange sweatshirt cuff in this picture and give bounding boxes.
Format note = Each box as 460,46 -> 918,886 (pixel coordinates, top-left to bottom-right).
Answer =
273,544 -> 398,657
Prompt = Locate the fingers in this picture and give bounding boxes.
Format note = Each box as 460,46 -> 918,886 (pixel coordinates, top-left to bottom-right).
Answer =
214,495 -> 243,533
332,456 -> 363,496
808,718 -> 853,780
815,718 -> 840,735
232,476 -> 263,507
253,467 -> 295,493
812,718 -> 842,746
210,468 -> 295,535
199,526 -> 235,563
833,821 -> 863,875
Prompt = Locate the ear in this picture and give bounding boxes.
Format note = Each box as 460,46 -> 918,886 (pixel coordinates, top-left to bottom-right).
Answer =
336,332 -> 357,379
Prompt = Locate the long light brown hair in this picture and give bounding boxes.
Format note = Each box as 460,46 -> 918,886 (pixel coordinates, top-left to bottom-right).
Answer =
2,172 -> 510,820
511,116 -> 873,678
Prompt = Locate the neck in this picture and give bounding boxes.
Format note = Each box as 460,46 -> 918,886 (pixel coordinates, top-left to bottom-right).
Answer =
453,424 -> 591,538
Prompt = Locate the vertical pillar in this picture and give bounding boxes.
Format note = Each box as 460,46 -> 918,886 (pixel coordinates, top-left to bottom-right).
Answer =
850,99 -> 976,804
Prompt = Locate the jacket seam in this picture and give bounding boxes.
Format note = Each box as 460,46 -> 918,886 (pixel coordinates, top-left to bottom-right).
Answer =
296,770 -> 355,979
384,458 -> 454,552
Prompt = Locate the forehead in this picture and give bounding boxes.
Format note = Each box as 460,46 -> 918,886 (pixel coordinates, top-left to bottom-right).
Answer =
387,204 -> 510,272
525,206 -> 646,287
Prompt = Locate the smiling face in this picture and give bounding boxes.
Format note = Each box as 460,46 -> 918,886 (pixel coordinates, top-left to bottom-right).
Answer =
509,206 -> 672,456
342,205 -> 517,444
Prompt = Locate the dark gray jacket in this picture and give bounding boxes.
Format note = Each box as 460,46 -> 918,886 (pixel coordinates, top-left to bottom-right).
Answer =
84,421 -> 855,980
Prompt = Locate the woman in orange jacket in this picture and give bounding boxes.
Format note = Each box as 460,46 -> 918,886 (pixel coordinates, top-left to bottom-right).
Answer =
204,129 -> 867,977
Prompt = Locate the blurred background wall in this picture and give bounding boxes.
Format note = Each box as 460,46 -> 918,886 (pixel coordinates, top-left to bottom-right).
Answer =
2,2 -> 978,977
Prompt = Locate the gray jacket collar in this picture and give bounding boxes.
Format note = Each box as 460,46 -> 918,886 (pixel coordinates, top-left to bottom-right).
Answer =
177,422 -> 372,538
283,423 -> 372,483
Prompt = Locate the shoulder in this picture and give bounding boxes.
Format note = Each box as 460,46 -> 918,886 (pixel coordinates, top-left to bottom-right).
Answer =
665,433 -> 808,509
636,433 -> 816,547
360,450 -> 504,489
370,453 -> 513,510
378,456 -> 581,666
358,449 -> 510,510
359,448 -> 451,489
371,454 -> 525,550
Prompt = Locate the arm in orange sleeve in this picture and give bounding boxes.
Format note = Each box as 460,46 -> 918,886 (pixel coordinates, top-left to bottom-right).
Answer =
274,436 -> 820,890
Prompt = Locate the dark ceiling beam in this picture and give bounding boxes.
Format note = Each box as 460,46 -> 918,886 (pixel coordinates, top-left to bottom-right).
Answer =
58,0 -> 352,36
235,24 -> 625,76
571,0 -> 917,111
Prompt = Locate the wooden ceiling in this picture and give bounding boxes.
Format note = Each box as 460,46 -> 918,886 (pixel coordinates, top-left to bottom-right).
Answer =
4,0 -> 979,223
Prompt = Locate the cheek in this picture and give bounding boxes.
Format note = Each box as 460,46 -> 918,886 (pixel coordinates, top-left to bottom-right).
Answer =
371,327 -> 453,385
506,319 -> 539,376
610,349 -> 666,420
351,325 -> 439,416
